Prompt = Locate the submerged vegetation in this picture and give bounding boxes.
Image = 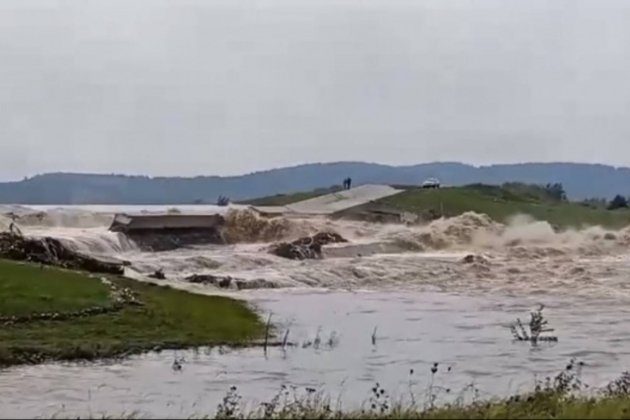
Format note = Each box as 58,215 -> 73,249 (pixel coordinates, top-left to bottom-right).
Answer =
510,304 -> 558,344
0,259 -> 266,366
22,301 -> 630,419
204,309 -> 610,419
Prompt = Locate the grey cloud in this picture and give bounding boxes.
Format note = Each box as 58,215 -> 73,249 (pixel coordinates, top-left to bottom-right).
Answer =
0,0 -> 629,180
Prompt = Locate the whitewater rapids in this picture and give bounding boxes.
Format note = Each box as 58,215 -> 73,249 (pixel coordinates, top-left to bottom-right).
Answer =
2,205 -> 630,299
4,204 -> 630,418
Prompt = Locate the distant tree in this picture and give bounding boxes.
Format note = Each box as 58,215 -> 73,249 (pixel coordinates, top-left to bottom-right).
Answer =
216,195 -> 230,206
544,183 -> 567,201
580,197 -> 607,209
607,194 -> 629,210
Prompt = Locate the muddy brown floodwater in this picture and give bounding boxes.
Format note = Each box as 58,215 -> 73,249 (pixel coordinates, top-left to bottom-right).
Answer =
1,205 -> 630,418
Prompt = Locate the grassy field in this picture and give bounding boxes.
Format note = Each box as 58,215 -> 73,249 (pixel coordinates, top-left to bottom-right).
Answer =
244,183 -> 630,229
0,259 -> 266,367
0,261 -> 112,316
380,186 -> 630,228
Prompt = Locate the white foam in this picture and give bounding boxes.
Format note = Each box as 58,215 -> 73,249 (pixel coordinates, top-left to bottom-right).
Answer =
5,205 -> 630,297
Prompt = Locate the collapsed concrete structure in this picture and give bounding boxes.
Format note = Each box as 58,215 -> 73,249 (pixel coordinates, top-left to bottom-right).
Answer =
106,185 -> 416,251
109,213 -> 225,232
109,213 -> 225,251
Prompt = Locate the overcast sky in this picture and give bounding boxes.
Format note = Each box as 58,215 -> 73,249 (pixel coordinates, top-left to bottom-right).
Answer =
1,0 -> 629,180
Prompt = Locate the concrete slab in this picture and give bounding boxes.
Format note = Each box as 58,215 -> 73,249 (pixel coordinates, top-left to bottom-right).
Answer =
248,205 -> 291,216
285,184 -> 402,215
109,213 -> 224,232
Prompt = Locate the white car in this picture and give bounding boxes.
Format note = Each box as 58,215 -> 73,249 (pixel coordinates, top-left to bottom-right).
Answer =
421,178 -> 440,189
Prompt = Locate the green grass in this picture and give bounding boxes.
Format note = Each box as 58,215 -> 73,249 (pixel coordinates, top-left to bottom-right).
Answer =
415,396 -> 630,419
43,387 -> 630,419
0,259 -> 266,366
0,260 -> 111,316
379,187 -> 630,229
44,395 -> 630,419
244,183 -> 630,229
272,396 -> 630,419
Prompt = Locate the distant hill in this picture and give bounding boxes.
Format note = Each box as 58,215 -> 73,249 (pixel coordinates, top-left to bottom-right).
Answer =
1,162 -> 630,204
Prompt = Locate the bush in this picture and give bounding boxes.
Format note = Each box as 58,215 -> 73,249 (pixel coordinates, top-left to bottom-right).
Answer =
608,195 -> 628,210
544,183 -> 567,201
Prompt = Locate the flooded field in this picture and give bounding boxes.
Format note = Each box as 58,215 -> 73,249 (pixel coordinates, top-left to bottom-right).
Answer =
1,205 -> 630,418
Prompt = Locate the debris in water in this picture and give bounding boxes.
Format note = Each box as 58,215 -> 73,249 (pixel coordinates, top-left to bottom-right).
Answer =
510,304 -> 558,344
461,254 -> 489,265
148,268 -> 166,280
185,274 -> 233,288
172,357 -> 185,372
0,232 -> 124,275
269,232 -> 347,260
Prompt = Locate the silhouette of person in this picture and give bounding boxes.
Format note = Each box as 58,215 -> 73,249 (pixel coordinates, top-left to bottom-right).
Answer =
347,177 -> 352,189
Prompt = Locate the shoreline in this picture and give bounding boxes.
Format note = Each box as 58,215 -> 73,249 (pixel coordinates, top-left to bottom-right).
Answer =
0,259 -> 269,368
19,364 -> 630,419
3,257 -> 630,418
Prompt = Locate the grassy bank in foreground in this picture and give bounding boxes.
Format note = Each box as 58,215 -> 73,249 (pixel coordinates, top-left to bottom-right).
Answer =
68,357 -> 630,419
0,259 -> 265,366
218,396 -> 630,419
83,388 -> 630,419
203,364 -> 630,418
246,183 -> 630,229
253,397 -> 630,419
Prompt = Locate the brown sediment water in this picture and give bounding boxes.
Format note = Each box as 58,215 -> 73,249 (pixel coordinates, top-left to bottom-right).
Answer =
3,206 -> 630,296
2,205 -> 630,417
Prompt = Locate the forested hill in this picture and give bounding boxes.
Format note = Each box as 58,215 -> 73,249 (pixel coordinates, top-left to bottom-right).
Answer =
1,162 -> 628,204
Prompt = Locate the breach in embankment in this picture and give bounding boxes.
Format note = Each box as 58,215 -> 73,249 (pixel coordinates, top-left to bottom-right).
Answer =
109,212 -> 226,251
3,182 -> 630,291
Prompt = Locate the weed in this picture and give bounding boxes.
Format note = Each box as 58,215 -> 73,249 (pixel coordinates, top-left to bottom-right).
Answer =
216,386 -> 242,419
534,358 -> 586,395
604,371 -> 630,397
510,304 -> 558,344
365,382 -> 391,415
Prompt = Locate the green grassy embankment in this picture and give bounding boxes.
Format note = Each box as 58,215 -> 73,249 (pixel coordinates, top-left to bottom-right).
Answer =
244,183 -> 630,229
380,185 -> 630,229
0,259 -> 265,367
